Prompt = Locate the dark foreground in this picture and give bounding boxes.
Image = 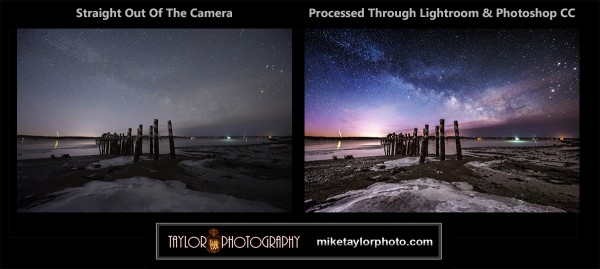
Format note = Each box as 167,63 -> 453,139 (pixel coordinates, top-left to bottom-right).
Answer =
17,143 -> 292,212
305,145 -> 579,212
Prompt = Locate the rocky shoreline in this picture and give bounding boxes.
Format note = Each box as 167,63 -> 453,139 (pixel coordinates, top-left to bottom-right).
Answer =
305,145 -> 579,212
17,143 -> 292,212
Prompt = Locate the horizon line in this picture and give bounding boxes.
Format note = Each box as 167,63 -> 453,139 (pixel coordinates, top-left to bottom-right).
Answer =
305,135 -> 579,139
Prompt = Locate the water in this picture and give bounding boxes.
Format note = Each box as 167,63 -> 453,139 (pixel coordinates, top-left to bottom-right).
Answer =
17,137 -> 270,160
304,138 -> 564,161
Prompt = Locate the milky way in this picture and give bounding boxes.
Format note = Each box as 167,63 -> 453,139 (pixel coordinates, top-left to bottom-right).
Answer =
17,29 -> 292,137
305,29 -> 579,138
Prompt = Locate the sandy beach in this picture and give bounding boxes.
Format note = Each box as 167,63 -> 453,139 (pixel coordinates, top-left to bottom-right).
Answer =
17,143 -> 292,212
305,145 -> 579,213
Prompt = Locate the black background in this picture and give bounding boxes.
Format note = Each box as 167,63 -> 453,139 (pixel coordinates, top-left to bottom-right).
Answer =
1,0 -> 598,268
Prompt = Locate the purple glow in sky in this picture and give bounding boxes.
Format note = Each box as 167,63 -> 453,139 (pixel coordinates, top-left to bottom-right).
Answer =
305,29 -> 579,138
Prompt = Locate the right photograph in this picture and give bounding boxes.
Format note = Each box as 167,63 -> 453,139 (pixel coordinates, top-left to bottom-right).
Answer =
304,29 -> 579,213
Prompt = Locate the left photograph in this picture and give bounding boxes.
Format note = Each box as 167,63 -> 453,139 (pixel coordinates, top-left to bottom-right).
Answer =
17,29 -> 293,212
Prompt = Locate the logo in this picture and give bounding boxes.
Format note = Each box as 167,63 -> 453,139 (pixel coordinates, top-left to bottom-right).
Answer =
207,228 -> 222,254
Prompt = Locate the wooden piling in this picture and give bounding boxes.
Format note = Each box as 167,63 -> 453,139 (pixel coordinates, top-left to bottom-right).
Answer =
385,134 -> 392,155
97,134 -> 102,154
153,119 -> 159,160
390,134 -> 394,155
435,126 -> 440,156
392,132 -> 397,156
112,133 -> 117,154
127,128 -> 132,155
392,134 -> 396,155
105,133 -> 109,154
385,134 -> 390,155
385,134 -> 389,156
397,133 -> 402,155
168,120 -> 176,159
419,128 -> 427,163
114,133 -> 118,154
408,133 -> 414,156
424,124 -> 429,157
405,134 -> 409,156
454,120 -> 462,160
440,119 -> 445,161
413,128 -> 418,156
396,133 -> 401,155
389,134 -> 393,155
404,134 -> 409,155
149,125 -> 154,155
134,125 -> 142,162
105,132 -> 110,154
99,134 -> 103,154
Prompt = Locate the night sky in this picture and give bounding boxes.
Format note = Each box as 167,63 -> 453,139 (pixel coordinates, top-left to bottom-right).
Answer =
17,29 -> 292,137
305,29 -> 579,138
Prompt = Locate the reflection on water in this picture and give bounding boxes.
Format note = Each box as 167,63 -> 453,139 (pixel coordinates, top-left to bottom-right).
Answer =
304,138 -> 564,161
17,137 -> 270,160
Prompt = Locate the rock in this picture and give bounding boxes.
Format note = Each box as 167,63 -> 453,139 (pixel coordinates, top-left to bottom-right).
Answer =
469,193 -> 475,197
61,154 -> 71,158
332,156 -> 338,160
391,167 -> 407,174
360,167 -> 370,172
94,164 -> 101,168
379,165 -> 386,169
344,155 -> 354,159
50,155 -> 56,158
452,182 -> 474,191
106,166 -> 120,173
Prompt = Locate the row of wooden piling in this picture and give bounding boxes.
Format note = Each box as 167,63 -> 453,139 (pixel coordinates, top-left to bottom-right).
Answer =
95,119 -> 176,162
96,131 -> 133,155
381,119 -> 463,163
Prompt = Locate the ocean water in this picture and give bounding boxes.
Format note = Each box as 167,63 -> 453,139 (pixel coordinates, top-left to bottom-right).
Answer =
304,138 -> 564,161
17,137 -> 270,160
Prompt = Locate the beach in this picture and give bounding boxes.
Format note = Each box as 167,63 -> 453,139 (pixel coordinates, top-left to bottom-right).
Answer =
17,143 -> 292,212
305,144 -> 579,212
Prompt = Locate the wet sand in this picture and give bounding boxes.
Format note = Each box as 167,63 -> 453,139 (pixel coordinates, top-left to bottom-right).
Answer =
305,145 -> 579,212
17,143 -> 292,212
